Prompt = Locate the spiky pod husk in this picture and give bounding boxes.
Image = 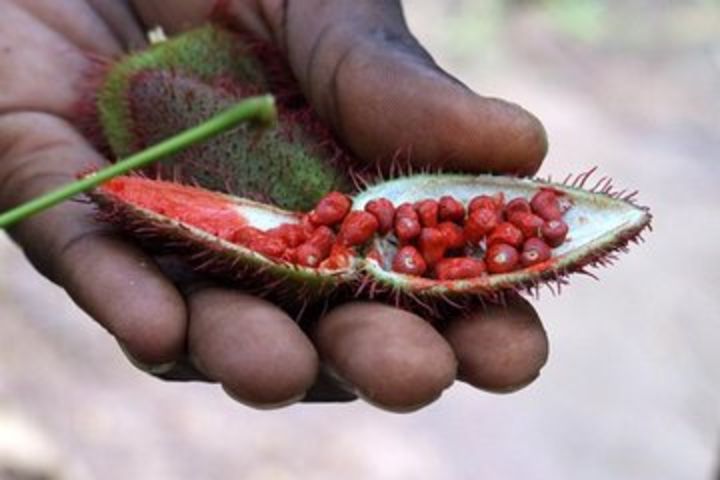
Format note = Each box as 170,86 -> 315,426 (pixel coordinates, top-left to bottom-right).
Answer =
76,25 -> 352,211
353,173 -> 651,296
89,171 -> 651,319
90,188 -> 351,307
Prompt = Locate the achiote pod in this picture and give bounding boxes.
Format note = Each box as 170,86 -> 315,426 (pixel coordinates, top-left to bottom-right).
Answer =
90,172 -> 651,310
79,25 -> 652,313
77,25 -> 351,211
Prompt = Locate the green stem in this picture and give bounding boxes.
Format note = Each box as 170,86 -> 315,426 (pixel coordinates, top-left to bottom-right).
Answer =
0,95 -> 276,230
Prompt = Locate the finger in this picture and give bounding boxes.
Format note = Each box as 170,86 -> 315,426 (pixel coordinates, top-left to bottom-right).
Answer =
443,294 -> 548,393
150,256 -> 356,400
313,302 -> 457,412
187,287 -> 319,409
277,0 -> 548,175
85,0 -> 148,50
4,0 -> 125,57
0,113 -> 187,366
0,3 -> 94,116
136,0 -> 547,175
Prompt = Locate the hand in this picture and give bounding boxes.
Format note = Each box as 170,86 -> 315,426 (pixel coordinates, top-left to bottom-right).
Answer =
0,0 -> 549,411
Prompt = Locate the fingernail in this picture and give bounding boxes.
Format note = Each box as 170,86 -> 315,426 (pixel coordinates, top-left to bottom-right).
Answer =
118,341 -> 176,375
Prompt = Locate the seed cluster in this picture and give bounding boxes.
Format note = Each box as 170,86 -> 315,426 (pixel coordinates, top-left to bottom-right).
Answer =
379,189 -> 572,280
229,188 -> 572,280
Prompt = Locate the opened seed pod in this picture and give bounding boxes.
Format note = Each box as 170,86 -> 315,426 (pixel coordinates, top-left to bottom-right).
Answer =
79,24 -> 652,313
90,171 -> 651,308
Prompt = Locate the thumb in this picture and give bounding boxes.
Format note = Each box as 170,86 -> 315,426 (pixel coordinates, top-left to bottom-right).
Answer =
135,0 -> 547,175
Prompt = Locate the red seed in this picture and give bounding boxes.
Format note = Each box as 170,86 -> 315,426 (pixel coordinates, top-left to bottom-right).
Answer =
266,223 -> 308,248
394,203 -> 421,242
509,212 -> 545,239
338,211 -> 379,246
295,243 -> 324,267
415,199 -> 439,228
531,189 -> 563,221
541,219 -> 569,247
437,221 -> 465,250
280,248 -> 297,263
464,208 -> 499,245
319,245 -> 352,270
486,243 -> 520,274
534,204 -> 563,222
504,197 -> 532,218
521,238 -> 552,267
392,246 -> 427,276
299,213 -> 316,233
418,228 -> 447,266
488,222 -> 524,248
364,198 -> 395,235
230,226 -> 264,246
292,227 -> 335,267
306,226 -> 335,258
248,235 -> 287,259
468,192 -> 505,213
395,217 -> 421,243
435,257 -> 486,280
309,191 -> 351,226
438,196 -> 465,222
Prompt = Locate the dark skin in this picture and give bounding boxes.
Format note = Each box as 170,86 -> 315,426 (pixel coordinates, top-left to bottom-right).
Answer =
0,0 -> 549,411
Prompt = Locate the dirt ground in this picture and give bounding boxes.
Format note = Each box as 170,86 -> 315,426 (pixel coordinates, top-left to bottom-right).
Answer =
1,1 -> 719,479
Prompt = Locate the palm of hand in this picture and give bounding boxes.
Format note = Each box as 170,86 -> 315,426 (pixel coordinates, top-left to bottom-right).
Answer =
0,0 -> 548,411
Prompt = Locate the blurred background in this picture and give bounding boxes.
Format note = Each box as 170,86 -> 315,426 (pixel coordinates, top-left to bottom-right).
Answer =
1,0 -> 719,478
